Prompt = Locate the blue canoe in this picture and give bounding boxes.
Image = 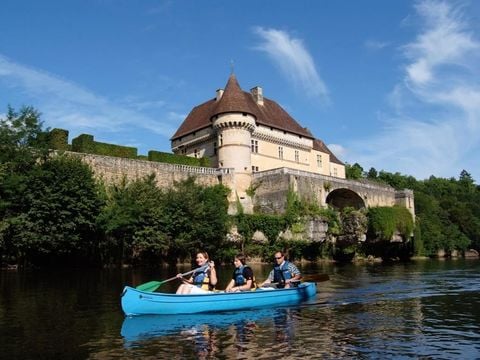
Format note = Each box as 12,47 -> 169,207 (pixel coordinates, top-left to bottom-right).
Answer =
121,282 -> 317,316
121,307 -> 282,342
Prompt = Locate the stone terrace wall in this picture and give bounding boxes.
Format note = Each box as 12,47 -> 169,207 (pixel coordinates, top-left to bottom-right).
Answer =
67,151 -> 235,190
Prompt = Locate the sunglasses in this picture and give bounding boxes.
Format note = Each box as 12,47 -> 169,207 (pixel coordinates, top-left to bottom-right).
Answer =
275,256 -> 283,259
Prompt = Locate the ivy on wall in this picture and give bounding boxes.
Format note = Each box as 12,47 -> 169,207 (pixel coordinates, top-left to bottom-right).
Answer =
367,206 -> 414,241
72,134 -> 138,158
48,129 -> 211,167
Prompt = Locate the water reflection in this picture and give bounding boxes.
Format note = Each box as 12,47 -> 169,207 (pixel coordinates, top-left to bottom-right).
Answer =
121,307 -> 301,358
2,260 -> 479,359
121,308 -> 272,342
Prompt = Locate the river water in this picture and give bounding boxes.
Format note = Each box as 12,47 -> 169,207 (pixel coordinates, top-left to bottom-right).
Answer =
1,259 -> 479,359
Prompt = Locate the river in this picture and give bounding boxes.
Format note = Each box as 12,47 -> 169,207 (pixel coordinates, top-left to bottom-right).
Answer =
1,259 -> 479,359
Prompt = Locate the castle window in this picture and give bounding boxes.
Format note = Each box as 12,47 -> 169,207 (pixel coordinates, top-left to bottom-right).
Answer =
278,146 -> 284,159
317,155 -> 322,168
214,142 -> 217,155
295,150 -> 299,163
333,168 -> 338,177
252,166 -> 259,172
251,140 -> 258,153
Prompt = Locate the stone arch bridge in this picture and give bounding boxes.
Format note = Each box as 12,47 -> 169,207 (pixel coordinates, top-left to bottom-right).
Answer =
251,168 -> 415,217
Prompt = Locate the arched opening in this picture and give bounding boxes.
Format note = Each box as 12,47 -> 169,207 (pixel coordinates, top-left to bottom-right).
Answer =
326,188 -> 365,210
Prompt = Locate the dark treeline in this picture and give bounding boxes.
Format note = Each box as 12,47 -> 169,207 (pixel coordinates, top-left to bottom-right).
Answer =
345,163 -> 480,257
0,106 -> 231,267
1,106 -> 478,267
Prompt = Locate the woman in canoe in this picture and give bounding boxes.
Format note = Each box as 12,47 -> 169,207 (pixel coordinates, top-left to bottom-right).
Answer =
176,251 -> 217,294
225,254 -> 256,292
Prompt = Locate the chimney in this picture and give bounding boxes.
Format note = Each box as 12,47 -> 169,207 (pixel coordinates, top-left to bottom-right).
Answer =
216,88 -> 224,101
250,86 -> 264,106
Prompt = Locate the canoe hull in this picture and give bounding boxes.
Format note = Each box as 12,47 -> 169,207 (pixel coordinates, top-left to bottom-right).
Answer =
121,282 -> 317,315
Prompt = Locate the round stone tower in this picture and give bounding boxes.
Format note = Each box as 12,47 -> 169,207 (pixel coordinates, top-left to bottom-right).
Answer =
212,74 -> 257,212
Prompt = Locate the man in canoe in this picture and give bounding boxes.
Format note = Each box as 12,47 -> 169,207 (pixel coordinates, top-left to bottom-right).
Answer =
225,254 -> 256,292
176,251 -> 217,294
260,251 -> 301,288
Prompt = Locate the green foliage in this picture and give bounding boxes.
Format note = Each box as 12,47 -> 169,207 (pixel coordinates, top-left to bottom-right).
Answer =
246,182 -> 261,198
0,105 -> 49,171
148,150 -> 210,167
345,162 -> 364,180
367,167 -> 378,179
160,177 -> 230,261
3,156 -> 103,265
72,134 -> 137,158
97,176 -> 231,265
97,175 -> 168,265
48,128 -> 70,151
367,206 -> 414,241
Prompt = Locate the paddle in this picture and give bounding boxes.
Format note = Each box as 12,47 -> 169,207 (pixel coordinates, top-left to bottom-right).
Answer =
302,273 -> 330,282
259,273 -> 330,288
136,264 -> 209,292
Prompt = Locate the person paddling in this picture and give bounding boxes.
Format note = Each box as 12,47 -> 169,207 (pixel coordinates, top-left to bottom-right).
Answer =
260,251 -> 301,288
176,251 -> 217,294
225,254 -> 256,292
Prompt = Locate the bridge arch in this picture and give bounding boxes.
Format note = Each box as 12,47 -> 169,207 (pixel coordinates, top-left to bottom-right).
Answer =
326,188 -> 365,210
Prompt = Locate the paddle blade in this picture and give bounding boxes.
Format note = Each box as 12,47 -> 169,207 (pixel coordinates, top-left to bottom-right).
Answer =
303,274 -> 330,282
136,281 -> 162,292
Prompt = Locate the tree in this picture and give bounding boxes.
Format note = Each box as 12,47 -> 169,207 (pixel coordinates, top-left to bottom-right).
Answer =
6,155 -> 103,265
97,174 -> 167,265
0,106 -> 51,265
367,167 -> 378,179
0,105 -> 48,170
161,177 -> 230,262
345,163 -> 364,180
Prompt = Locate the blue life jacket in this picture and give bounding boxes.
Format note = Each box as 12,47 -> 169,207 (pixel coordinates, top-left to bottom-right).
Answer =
192,268 -> 211,290
233,265 -> 256,289
234,265 -> 247,286
273,261 -> 292,285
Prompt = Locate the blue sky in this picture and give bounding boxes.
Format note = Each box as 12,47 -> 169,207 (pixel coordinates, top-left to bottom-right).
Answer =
1,0 -> 479,182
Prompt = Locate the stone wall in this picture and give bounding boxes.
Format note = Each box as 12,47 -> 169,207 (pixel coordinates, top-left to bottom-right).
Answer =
67,151 -> 235,190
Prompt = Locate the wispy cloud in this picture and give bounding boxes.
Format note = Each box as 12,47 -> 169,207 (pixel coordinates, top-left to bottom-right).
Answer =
345,0 -> 480,181
365,40 -> 390,50
0,54 -> 178,138
253,27 -> 329,103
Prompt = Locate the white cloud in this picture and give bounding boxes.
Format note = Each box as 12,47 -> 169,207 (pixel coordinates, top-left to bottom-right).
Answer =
0,54 -> 177,138
403,0 -> 478,86
365,40 -> 390,50
253,27 -> 329,103
344,0 -> 480,182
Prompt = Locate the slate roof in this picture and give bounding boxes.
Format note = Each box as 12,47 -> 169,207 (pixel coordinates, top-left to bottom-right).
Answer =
170,74 -> 343,166
171,74 -> 314,140
313,139 -> 344,165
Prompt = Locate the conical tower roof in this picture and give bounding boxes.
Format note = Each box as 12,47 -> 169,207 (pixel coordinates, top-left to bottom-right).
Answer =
212,74 -> 257,118
171,74 -> 315,140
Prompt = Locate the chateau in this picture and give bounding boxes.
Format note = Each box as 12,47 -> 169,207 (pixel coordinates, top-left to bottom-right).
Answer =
57,74 -> 413,217
171,74 -> 345,204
